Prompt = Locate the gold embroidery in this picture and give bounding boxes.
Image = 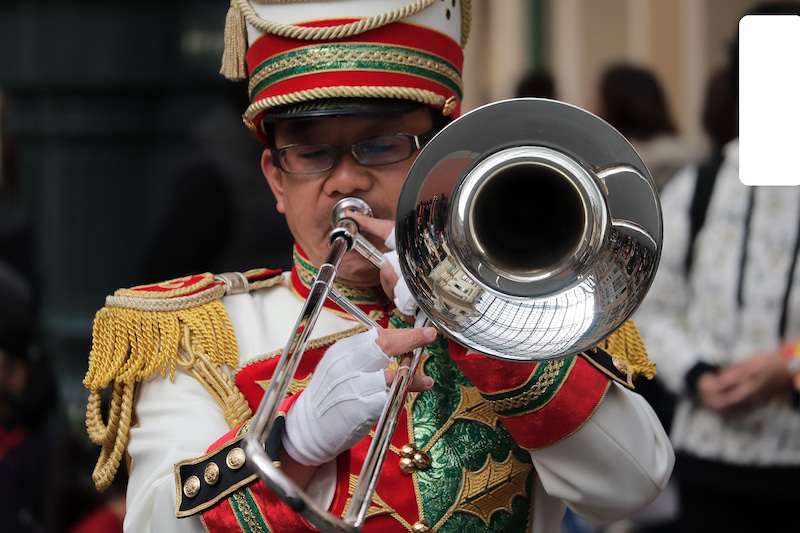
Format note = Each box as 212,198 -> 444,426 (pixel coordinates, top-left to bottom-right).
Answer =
420,385 -> 498,455
343,474 -> 399,522
453,453 -> 531,526
482,359 -> 565,413
452,386 -> 500,428
293,248 -> 379,304
248,44 -> 463,100
232,491 -> 267,532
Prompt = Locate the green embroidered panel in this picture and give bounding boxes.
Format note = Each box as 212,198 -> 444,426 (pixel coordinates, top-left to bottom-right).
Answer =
393,321 -> 534,532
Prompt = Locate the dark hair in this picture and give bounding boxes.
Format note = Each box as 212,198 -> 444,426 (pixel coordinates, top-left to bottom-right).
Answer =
599,64 -> 676,141
702,68 -> 738,149
516,69 -> 557,100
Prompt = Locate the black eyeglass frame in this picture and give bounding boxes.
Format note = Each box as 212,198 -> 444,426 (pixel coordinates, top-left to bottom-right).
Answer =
271,130 -> 438,174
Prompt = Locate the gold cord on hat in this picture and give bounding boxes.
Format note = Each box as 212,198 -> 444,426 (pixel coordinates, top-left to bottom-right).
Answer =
242,85 -> 451,125
221,0 -> 471,81
221,2 -> 250,81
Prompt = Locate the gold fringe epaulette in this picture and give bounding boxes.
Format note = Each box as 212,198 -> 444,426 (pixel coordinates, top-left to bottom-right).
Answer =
598,319 -> 657,381
83,268 -> 283,491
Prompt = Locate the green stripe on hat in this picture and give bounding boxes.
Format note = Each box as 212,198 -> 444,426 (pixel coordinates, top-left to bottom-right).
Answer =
248,43 -> 463,102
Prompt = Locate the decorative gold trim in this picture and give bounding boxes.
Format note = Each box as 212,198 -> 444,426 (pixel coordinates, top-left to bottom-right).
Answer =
233,322 -> 370,379
521,382 -> 612,452
246,270 -> 285,291
481,360 -> 566,413
247,43 -> 463,100
244,86 -> 447,123
239,0 -> 439,42
231,490 -> 269,532
449,451 -> 531,527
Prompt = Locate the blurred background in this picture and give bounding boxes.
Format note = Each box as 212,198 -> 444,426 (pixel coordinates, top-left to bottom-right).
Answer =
0,0 -> 753,530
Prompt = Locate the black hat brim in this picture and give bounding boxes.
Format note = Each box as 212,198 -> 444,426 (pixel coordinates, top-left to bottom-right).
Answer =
259,97 -> 424,124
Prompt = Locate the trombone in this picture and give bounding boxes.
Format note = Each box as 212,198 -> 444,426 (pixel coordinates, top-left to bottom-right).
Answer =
243,98 -> 663,532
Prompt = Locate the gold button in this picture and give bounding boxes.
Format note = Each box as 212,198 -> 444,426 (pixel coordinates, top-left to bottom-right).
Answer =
204,462 -> 220,485
413,451 -> 431,471
400,443 -> 418,458
412,521 -> 431,533
226,447 -> 246,470
183,475 -> 200,498
399,457 -> 417,474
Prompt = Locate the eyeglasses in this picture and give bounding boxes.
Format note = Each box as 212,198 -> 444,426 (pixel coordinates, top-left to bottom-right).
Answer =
272,131 -> 437,174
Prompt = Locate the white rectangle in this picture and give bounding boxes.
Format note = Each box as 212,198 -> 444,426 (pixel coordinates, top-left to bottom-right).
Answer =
739,14 -> 800,186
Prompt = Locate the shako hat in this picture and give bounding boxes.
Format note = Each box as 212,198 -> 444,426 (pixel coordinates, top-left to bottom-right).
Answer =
220,0 -> 471,142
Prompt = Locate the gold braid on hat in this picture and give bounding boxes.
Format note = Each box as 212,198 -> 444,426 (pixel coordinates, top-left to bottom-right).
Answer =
221,0 -> 472,81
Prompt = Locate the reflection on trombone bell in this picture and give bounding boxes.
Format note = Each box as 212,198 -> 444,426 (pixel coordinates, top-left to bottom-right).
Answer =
429,252 -> 483,316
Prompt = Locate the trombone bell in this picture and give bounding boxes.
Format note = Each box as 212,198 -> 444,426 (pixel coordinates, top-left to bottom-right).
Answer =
395,97 -> 662,361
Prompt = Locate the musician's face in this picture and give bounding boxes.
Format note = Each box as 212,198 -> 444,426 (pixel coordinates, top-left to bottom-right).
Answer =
262,107 -> 433,287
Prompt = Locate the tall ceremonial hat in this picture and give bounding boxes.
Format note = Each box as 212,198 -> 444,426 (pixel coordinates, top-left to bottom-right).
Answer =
219,0 -> 471,142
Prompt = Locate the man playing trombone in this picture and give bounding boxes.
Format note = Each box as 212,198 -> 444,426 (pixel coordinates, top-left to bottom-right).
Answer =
82,1 -> 674,531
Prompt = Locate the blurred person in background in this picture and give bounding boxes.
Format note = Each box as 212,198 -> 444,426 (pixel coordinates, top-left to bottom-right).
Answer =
0,90 -> 59,533
141,82 -> 295,283
0,235 -> 57,533
596,64 -> 705,191
2,89 -> 125,533
632,2 -> 800,531
515,68 -> 558,100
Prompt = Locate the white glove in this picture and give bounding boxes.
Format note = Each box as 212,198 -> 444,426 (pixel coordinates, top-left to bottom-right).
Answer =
383,229 -> 417,316
283,329 -> 390,466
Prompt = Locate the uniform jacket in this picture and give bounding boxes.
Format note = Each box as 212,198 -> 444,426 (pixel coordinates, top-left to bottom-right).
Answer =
85,247 -> 673,533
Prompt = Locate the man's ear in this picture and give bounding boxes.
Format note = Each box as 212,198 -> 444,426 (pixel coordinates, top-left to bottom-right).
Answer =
262,149 -> 286,214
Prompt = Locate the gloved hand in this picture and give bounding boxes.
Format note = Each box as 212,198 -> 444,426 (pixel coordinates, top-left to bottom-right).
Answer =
283,326 -> 436,466
283,328 -> 389,466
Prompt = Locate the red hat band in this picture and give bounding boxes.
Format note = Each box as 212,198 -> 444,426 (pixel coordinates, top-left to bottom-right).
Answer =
242,19 -> 464,130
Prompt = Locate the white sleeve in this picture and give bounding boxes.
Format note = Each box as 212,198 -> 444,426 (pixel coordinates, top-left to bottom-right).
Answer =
530,383 -> 674,525
123,368 -> 232,533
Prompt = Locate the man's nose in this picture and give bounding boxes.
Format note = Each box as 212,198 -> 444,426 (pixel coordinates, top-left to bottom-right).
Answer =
322,152 -> 374,196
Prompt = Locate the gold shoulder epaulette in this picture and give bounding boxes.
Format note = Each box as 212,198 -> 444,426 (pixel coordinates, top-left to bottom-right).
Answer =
82,268 -> 283,492
595,319 -> 657,386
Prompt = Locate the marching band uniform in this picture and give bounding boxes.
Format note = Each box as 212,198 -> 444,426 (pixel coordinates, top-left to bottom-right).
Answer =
83,2 -> 673,531
85,248 -> 671,532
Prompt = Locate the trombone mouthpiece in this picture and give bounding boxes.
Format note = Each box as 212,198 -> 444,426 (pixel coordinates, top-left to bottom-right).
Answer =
331,197 -> 374,227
